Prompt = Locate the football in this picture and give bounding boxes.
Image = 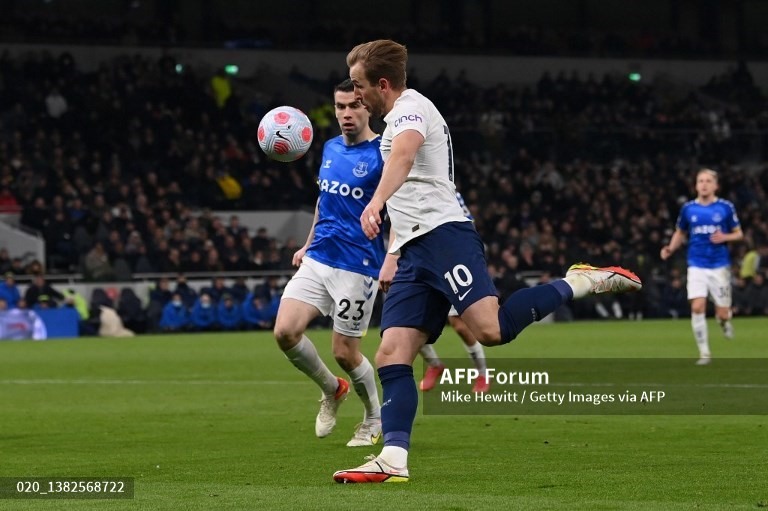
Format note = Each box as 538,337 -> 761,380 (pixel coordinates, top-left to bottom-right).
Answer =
257,106 -> 314,162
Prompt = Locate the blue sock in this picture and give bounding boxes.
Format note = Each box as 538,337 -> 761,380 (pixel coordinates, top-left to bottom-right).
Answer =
378,364 -> 417,450
497,282 -> 570,344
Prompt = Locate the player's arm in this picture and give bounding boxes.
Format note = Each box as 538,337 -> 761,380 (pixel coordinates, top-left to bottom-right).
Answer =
710,226 -> 743,244
361,130 -> 425,239
661,228 -> 687,260
293,199 -> 319,266
379,230 -> 399,292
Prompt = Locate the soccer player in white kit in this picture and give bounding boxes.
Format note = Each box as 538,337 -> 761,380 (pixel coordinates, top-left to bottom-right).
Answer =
660,168 -> 743,365
333,40 -> 642,483
417,192 -> 490,394
274,79 -> 388,447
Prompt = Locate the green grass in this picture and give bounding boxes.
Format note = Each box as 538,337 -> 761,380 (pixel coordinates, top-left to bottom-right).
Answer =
1,318 -> 767,510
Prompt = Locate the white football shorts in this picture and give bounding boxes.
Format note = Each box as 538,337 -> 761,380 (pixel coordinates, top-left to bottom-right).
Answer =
281,256 -> 378,337
686,265 -> 732,307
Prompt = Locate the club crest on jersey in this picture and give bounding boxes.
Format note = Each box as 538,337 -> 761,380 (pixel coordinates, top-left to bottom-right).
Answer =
353,161 -> 369,178
691,215 -> 698,222
712,213 -> 722,223
323,159 -> 332,168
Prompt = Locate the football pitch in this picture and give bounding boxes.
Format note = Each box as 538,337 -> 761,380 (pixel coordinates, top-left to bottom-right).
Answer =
1,318 -> 766,510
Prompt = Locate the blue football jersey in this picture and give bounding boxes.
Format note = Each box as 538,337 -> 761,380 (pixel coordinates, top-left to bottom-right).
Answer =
306,136 -> 385,278
676,198 -> 741,268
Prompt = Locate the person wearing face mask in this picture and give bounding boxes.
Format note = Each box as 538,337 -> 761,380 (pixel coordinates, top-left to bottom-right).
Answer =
217,294 -> 242,331
159,292 -> 190,332
190,292 -> 218,331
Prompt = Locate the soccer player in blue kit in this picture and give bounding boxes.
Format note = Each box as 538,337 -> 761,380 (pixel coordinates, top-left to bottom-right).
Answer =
333,40 -> 642,483
274,79 -> 390,447
661,168 -> 743,365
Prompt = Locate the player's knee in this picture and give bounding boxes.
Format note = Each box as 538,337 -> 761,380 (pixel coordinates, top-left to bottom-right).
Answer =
474,325 -> 503,347
273,323 -> 302,351
690,305 -> 706,315
333,349 -> 357,372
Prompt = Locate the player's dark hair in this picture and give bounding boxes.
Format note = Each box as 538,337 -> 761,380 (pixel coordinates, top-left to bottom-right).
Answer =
346,39 -> 407,90
335,78 -> 354,93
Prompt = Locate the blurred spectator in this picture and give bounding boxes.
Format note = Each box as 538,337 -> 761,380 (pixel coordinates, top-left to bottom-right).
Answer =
45,87 -> 68,119
33,295 -> 55,311
159,292 -> 190,331
739,242 -> 760,281
230,277 -> 249,303
242,291 -> 277,330
173,274 -> 198,308
660,276 -> 689,319
24,275 -> 64,308
201,277 -> 231,303
149,278 -> 173,306
0,250 -> 11,274
190,293 -> 217,331
732,277 -> 751,317
211,68 -> 232,109
84,242 -> 115,281
62,288 -> 89,320
0,187 -> 20,213
217,294 -> 242,330
744,273 -> 768,316
117,288 -> 146,334
0,272 -> 21,308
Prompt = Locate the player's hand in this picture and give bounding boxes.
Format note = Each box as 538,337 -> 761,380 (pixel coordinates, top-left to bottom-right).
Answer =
292,246 -> 308,266
360,197 -> 385,240
378,253 -> 399,292
710,230 -> 728,244
660,246 -> 673,260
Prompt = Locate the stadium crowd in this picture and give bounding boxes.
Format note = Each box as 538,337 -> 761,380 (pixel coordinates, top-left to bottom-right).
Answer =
3,9 -> 768,60
1,50 -> 767,331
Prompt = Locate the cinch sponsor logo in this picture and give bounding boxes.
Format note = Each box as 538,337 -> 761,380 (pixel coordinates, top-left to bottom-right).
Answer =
691,225 -> 720,235
393,113 -> 423,128
319,179 -> 365,199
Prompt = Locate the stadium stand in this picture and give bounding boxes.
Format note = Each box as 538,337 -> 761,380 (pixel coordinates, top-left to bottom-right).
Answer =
1,44 -> 767,334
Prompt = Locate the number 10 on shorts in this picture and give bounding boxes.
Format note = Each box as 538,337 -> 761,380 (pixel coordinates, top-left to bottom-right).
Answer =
444,264 -> 474,301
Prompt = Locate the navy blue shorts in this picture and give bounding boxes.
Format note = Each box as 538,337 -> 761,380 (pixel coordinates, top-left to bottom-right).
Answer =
381,221 -> 498,343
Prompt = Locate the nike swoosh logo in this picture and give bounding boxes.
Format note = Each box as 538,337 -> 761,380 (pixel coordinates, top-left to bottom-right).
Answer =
275,130 -> 289,141
457,288 -> 473,301
371,431 -> 382,444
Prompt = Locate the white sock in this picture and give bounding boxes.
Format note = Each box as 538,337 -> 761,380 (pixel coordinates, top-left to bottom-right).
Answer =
284,335 -> 338,397
348,356 -> 381,421
380,446 -> 408,468
464,342 -> 487,373
419,345 -> 442,367
563,274 -> 592,299
717,312 -> 732,328
611,301 -> 623,319
595,302 -> 610,318
691,313 -> 710,358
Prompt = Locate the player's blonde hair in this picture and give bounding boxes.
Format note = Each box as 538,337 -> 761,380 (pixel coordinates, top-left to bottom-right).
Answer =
697,168 -> 719,181
346,39 -> 407,90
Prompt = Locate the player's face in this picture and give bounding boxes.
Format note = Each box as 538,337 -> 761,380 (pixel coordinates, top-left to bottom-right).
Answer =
349,62 -> 385,118
695,172 -> 718,199
334,90 -> 369,138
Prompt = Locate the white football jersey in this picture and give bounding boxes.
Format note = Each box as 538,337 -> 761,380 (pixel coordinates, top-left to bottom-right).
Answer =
382,89 -> 469,252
